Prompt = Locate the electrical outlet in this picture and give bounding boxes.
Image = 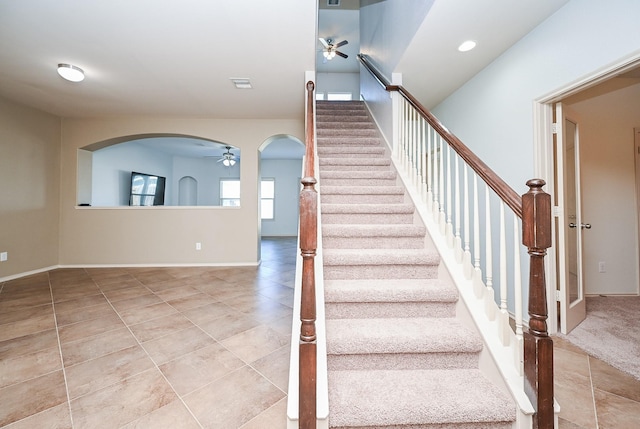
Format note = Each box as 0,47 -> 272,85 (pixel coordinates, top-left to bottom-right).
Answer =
598,261 -> 606,273
0,252 -> 7,262
195,242 -> 201,250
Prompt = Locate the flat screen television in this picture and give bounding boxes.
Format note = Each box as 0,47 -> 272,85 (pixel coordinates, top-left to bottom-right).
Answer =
129,171 -> 166,206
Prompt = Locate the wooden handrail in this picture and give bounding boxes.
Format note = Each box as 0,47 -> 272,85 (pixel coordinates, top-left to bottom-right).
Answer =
358,54 -> 553,429
358,54 -> 522,218
299,81 -> 317,429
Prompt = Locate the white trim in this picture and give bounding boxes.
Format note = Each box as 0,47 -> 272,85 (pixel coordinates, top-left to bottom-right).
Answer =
533,51 -> 640,335
0,265 -> 58,283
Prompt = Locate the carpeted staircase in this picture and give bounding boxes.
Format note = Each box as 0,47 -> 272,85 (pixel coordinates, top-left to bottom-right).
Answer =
316,100 -> 517,429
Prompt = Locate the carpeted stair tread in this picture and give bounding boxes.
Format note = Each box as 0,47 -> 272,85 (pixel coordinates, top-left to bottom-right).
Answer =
319,157 -> 390,167
321,203 -> 414,215
323,224 -> 425,238
326,318 -> 482,355
323,248 -> 439,266
324,279 -> 458,303
317,128 -> 379,137
328,369 -> 516,428
321,186 -> 404,195
317,135 -> 381,145
317,146 -> 385,156
320,170 -> 396,180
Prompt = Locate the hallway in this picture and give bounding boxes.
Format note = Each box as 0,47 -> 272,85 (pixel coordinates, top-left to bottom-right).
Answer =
0,237 -> 296,428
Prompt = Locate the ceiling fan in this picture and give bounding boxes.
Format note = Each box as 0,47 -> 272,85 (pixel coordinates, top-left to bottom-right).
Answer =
319,38 -> 348,62
216,146 -> 238,167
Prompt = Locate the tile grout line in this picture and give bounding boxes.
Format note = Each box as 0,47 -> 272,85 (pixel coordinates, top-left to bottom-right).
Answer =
48,271 -> 76,429
93,273 -> 207,429
587,355 -> 600,429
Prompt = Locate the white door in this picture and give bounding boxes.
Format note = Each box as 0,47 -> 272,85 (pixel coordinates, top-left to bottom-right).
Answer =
555,103 -> 587,334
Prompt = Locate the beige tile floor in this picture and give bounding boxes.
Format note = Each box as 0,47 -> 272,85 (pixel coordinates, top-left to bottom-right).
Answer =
2,236 -> 640,428
0,237 -> 297,429
554,336 -> 640,428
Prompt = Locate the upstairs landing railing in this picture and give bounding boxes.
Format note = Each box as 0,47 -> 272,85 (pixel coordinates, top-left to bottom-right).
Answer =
358,54 -> 554,429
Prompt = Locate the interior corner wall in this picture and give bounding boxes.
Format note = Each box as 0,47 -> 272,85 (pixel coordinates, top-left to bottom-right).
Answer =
430,0 -> 640,194
0,97 -> 61,279
359,0 -> 434,77
58,117 -> 303,266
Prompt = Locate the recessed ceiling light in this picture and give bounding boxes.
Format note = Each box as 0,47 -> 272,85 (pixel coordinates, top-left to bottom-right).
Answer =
458,40 -> 477,52
230,78 -> 252,89
57,63 -> 85,82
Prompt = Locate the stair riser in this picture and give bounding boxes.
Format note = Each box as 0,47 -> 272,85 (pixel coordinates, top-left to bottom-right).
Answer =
317,129 -> 379,137
320,178 -> 398,186
317,116 -> 370,123
324,264 -> 438,280
317,149 -> 385,157
316,122 -> 379,130
321,194 -> 405,204
326,301 -> 457,319
320,160 -> 390,167
327,352 -> 480,371
323,236 -> 425,249
321,213 -> 415,224
317,137 -> 381,145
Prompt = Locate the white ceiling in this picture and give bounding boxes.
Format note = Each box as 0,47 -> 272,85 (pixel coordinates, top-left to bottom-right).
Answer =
0,0 -> 316,119
0,0 -> 575,121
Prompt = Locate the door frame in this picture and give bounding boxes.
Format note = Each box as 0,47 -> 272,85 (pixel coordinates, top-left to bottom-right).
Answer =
533,54 -> 640,335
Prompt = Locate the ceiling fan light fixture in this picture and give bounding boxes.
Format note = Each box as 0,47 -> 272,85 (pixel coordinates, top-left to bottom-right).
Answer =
57,63 -> 85,82
222,158 -> 236,167
458,40 -> 477,52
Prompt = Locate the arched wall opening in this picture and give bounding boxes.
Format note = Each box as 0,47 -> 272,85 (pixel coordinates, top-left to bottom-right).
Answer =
78,134 -> 240,207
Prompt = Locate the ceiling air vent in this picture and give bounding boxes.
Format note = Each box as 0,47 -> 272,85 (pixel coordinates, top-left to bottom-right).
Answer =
327,0 -> 340,6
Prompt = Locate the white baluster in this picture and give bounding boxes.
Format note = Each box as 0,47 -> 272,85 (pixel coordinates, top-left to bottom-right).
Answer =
454,154 -> 462,262
484,187 -> 495,321
432,133 -> 440,222
498,201 -> 510,345
426,125 -> 433,211
445,145 -> 453,246
472,174 -> 484,298
438,135 -> 446,233
463,164 -> 473,279
513,214 -> 524,374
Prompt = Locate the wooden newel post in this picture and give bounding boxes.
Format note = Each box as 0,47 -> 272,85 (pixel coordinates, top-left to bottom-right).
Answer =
522,179 -> 553,429
299,175 -> 317,429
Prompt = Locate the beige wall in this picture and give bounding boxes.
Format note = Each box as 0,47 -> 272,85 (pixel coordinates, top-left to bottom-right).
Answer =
564,78 -> 640,295
0,97 -> 61,279
59,117 -> 304,266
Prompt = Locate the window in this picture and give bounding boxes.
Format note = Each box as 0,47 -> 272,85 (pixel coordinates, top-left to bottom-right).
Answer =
220,179 -> 240,206
327,92 -> 352,101
261,178 -> 275,220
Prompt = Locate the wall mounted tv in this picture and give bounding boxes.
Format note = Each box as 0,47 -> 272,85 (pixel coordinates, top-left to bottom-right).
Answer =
129,171 -> 166,206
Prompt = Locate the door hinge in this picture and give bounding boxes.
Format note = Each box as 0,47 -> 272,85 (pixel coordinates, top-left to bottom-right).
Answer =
553,206 -> 562,217
555,290 -> 561,302
552,122 -> 558,134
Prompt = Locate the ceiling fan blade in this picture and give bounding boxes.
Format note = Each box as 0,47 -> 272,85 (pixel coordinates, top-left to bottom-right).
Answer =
318,37 -> 329,48
335,40 -> 348,48
335,50 -> 348,59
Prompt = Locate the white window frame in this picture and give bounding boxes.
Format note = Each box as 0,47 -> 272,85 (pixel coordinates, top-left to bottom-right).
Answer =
219,178 -> 240,207
260,178 -> 275,220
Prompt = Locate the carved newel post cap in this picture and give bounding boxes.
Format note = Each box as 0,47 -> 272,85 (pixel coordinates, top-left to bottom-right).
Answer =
306,81 -> 315,91
522,179 -> 551,249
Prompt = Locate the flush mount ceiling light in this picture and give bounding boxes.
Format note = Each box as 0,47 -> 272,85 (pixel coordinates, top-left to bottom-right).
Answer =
230,78 -> 252,89
458,40 -> 477,52
57,63 -> 85,82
